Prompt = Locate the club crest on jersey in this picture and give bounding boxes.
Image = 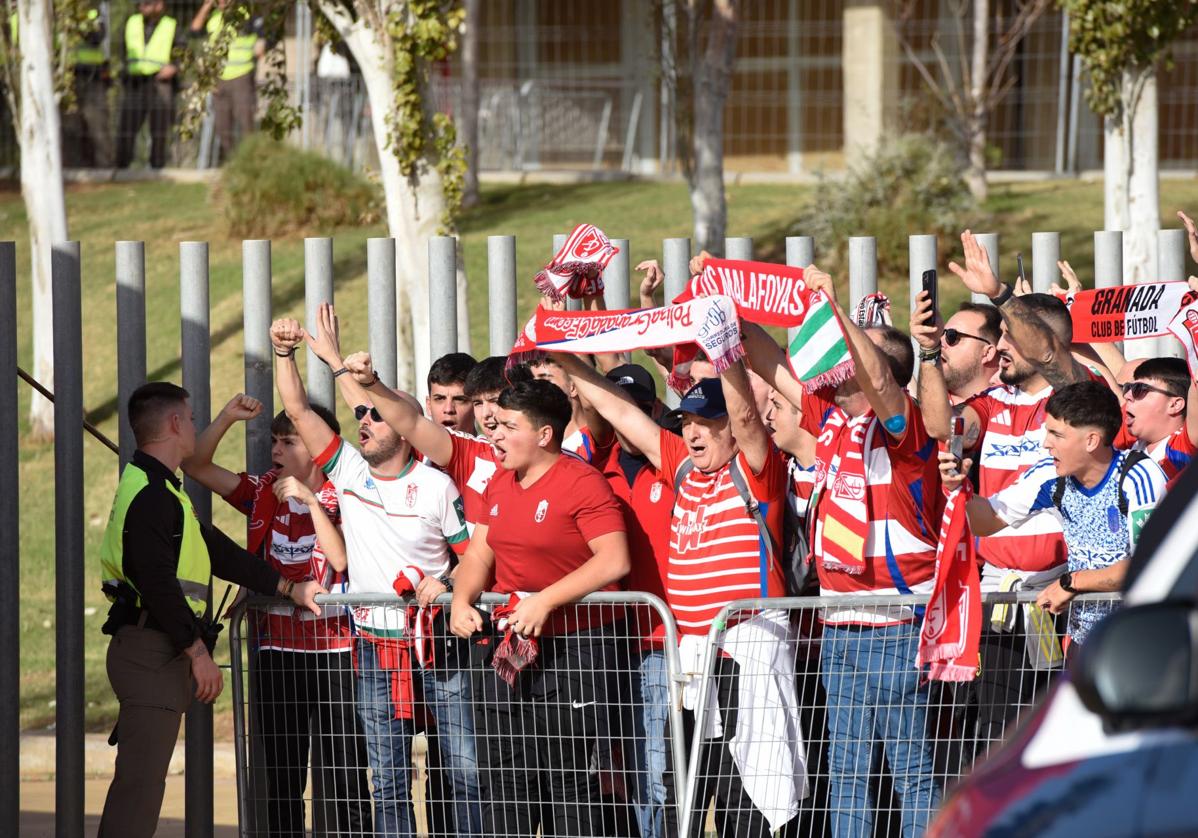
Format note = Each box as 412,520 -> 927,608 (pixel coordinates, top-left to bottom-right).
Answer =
832,473 -> 866,501
650,482 -> 663,503
535,499 -> 549,522
490,504 -> 499,518
1107,505 -> 1122,533
406,484 -> 418,508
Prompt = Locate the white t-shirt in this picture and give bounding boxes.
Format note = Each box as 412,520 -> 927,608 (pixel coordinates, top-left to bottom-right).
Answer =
315,437 -> 469,636
989,450 -> 1166,642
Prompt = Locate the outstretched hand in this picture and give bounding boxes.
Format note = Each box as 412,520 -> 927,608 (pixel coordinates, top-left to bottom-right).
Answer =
947,231 -> 1001,298
1178,210 -> 1198,263
1053,260 -> 1083,296
636,259 -> 664,307
304,302 -> 343,366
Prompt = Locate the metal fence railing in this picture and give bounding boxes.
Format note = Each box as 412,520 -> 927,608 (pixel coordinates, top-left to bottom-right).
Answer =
226,589 -> 1118,837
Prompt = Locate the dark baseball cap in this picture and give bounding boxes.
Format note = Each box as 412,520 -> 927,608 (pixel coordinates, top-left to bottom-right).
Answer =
664,377 -> 728,424
606,363 -> 656,406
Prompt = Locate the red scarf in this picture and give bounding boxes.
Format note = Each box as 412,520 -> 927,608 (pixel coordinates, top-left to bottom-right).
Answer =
490,593 -> 539,687
916,484 -> 981,681
244,469 -> 282,558
811,410 -> 874,575
1057,281 -> 1194,343
534,223 -> 618,302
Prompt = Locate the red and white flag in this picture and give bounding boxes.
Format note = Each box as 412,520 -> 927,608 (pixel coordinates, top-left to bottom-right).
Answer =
917,485 -> 981,682
1168,298 -> 1198,383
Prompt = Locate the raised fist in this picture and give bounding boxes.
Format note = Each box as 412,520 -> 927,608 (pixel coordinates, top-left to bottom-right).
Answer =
342,352 -> 377,386
270,319 -> 305,352
220,393 -> 262,422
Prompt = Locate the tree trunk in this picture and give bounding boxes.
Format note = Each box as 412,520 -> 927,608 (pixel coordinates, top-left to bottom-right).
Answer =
687,0 -> 737,254
18,0 -> 68,440
964,0 -> 989,202
338,12 -> 468,395
1106,66 -> 1161,359
460,0 -> 481,209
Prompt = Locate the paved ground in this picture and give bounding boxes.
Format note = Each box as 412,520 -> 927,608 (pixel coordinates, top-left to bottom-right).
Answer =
20,777 -> 242,837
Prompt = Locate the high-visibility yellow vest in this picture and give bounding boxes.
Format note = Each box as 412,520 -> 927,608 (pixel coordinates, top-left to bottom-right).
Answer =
207,10 -> 256,81
125,13 -> 176,76
100,464 -> 212,618
74,9 -> 104,67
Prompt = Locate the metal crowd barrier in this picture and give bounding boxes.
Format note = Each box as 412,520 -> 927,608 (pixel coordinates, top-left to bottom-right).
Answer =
227,589 -> 1120,837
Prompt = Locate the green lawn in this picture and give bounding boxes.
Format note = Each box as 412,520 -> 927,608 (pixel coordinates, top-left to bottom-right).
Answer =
5,175 -> 1198,733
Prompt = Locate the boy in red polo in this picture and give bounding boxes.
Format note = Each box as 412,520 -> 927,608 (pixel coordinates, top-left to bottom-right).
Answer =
450,380 -> 631,837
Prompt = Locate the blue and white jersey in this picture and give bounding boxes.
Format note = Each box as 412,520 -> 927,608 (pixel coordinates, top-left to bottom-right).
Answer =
989,450 -> 1167,642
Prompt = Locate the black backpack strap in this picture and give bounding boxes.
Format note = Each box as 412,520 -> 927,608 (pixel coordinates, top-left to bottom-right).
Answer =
672,457 -> 695,496
1116,449 -> 1150,519
728,458 -> 777,597
1051,475 -> 1067,516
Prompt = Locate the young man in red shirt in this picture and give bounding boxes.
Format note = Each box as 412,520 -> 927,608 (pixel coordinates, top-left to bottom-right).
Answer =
181,393 -> 369,834
558,353 -> 806,836
449,379 -> 631,837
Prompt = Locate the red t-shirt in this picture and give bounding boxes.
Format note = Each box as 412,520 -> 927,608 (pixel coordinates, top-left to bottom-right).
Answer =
443,429 -> 501,529
598,443 -> 674,645
481,454 -> 626,633
225,471 -> 352,652
659,428 -> 788,637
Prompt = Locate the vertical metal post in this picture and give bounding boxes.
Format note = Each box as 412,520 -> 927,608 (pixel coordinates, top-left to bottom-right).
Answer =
429,236 -> 459,362
604,238 -> 631,310
488,236 -> 518,356
115,241 -> 147,469
848,236 -> 878,312
1094,230 -> 1123,289
304,238 -> 335,411
368,238 -> 398,387
973,233 -> 1001,304
724,236 -> 753,261
242,241 -> 274,472
552,233 -> 580,312
1054,10 -> 1070,174
179,242 -> 213,838
53,242 -> 84,838
785,0 -> 803,174
0,243 -> 14,838
1157,229 -> 1187,358
1031,232 -> 1061,294
786,236 -> 815,345
663,237 -> 692,408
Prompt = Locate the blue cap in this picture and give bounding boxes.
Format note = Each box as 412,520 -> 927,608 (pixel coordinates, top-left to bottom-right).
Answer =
665,377 -> 728,424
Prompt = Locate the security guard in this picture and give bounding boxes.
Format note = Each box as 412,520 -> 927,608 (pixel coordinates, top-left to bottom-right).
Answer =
189,0 -> 266,161
64,6 -> 114,168
97,382 -> 325,838
116,0 -> 182,169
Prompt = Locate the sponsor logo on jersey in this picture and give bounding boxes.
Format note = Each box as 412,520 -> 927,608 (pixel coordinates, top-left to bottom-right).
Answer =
535,499 -> 549,523
364,477 -> 376,490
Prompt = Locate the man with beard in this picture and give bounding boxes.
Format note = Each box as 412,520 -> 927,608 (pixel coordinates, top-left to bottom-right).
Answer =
919,230 -> 1095,752
271,320 -> 476,837
910,296 -> 1001,404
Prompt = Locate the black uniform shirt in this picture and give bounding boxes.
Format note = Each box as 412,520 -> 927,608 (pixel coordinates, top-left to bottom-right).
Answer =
121,450 -> 280,652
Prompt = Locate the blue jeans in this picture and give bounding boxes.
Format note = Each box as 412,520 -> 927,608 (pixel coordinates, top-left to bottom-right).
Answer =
821,622 -> 942,838
356,637 -> 483,837
631,649 -> 671,838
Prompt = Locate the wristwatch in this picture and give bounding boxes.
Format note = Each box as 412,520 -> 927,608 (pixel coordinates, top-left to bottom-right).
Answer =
1059,571 -> 1077,594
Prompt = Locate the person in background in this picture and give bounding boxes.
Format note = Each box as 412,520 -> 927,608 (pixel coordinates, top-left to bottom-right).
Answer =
1116,357 -> 1197,482
189,0 -> 267,161
97,382 -> 323,838
63,4 -> 114,168
116,0 -> 183,169
426,352 -> 479,434
181,393 -> 370,836
449,379 -> 631,836
942,381 -> 1167,646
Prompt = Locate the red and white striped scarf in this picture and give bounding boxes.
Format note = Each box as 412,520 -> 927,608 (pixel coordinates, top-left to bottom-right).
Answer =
917,484 -> 981,681
534,223 -> 618,302
811,410 -> 874,575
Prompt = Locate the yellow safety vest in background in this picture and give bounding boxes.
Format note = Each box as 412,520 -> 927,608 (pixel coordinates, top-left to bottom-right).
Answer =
125,13 -> 176,76
100,464 -> 212,618
75,9 -> 104,67
207,10 -> 256,81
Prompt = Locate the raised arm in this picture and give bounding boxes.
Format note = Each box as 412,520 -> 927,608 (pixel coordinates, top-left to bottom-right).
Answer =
339,352 -> 455,466
949,231 -> 1086,390
741,322 -> 807,412
554,353 -> 663,469
271,319 -> 337,460
181,393 -> 261,497
303,303 -> 378,415
721,359 -> 771,474
938,452 -> 1009,536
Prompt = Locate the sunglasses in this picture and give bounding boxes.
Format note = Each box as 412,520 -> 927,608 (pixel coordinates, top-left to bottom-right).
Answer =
1121,381 -> 1179,401
943,328 -> 991,347
354,404 -> 383,422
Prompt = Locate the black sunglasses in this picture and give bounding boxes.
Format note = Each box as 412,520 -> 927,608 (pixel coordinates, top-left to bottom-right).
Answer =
943,328 -> 991,347
1122,381 -> 1178,401
354,404 -> 383,422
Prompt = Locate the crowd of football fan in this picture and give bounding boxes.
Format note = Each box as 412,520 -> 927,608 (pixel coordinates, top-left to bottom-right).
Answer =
95,217 -> 1198,838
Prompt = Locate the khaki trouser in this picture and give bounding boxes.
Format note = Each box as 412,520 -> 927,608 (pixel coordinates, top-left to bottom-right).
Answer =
97,625 -> 194,838
212,71 -> 256,163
